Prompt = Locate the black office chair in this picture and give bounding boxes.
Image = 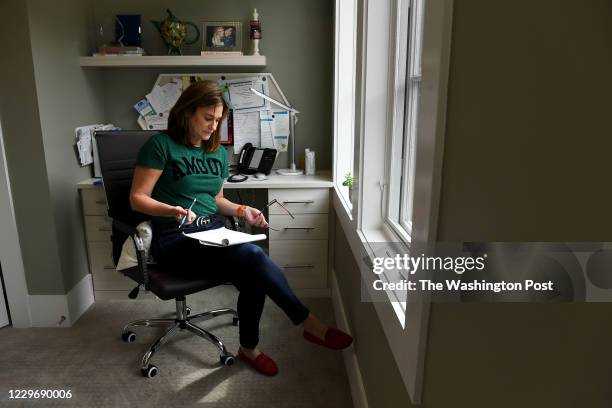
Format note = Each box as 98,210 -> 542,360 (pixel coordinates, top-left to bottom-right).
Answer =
95,130 -> 238,378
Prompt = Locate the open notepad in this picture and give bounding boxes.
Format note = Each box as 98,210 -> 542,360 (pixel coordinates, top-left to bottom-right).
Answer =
183,227 -> 267,247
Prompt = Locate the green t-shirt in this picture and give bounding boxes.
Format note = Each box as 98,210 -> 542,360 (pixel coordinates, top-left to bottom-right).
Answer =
136,133 -> 229,223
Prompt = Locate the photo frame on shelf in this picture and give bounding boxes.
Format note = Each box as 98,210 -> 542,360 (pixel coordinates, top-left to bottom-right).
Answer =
202,21 -> 243,54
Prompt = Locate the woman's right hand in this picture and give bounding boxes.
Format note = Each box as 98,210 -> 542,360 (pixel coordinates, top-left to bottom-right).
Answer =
173,206 -> 196,225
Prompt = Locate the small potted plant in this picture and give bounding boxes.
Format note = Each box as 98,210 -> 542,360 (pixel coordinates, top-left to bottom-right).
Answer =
342,173 -> 354,201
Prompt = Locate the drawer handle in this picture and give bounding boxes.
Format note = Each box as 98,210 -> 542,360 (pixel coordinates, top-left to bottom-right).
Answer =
282,200 -> 314,204
283,264 -> 314,269
95,200 -> 106,205
103,266 -> 115,270
98,227 -> 112,232
283,227 -> 315,231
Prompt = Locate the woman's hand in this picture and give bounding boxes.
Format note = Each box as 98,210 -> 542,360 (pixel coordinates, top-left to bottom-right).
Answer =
243,206 -> 269,229
173,206 -> 196,225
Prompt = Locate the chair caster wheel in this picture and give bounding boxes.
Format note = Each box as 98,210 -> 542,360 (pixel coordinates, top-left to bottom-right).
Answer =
186,307 -> 191,315
122,331 -> 136,343
232,317 -> 239,326
142,364 -> 158,378
220,354 -> 235,366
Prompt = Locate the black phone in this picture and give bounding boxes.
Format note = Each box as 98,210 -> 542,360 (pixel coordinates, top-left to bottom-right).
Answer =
237,143 -> 277,175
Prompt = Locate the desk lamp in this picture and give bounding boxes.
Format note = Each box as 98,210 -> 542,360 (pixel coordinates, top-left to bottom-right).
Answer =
250,87 -> 302,175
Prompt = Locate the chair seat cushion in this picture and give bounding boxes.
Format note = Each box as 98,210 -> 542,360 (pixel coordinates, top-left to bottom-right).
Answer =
121,265 -> 225,300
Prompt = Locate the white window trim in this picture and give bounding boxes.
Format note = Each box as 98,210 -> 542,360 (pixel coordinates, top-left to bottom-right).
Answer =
332,0 -> 454,403
333,0 -> 358,217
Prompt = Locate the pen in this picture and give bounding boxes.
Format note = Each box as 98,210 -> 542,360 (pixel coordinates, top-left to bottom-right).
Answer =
178,197 -> 197,229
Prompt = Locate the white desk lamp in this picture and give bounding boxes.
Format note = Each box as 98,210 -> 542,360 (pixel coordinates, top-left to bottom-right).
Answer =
250,87 -> 302,176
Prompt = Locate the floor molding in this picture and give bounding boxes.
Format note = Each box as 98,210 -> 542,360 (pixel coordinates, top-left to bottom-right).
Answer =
67,273 -> 95,325
29,274 -> 94,327
331,269 -> 369,408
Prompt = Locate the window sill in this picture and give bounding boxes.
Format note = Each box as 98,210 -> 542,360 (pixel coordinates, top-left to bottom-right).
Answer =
333,184 -> 353,221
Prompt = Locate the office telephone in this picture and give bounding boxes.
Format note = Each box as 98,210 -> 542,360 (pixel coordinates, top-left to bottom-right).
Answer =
237,143 -> 277,175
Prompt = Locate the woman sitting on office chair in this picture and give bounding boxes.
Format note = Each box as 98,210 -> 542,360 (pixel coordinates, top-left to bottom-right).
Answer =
130,80 -> 352,376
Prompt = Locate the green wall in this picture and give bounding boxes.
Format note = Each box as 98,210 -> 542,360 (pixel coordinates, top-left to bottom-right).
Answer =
0,0 -> 64,294
0,0 -> 104,295
92,0 -> 334,169
438,0 -> 612,241
28,0 -> 106,293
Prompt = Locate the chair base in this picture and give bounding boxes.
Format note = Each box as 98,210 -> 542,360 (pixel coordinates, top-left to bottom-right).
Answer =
121,295 -> 238,376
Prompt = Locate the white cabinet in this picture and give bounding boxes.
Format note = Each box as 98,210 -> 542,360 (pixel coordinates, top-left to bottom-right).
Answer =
268,188 -> 329,290
79,187 -> 132,297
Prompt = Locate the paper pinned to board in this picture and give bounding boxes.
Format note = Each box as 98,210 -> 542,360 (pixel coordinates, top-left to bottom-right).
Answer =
233,111 -> 260,154
271,110 -> 290,152
183,227 -> 266,247
146,81 -> 182,114
143,114 -> 168,130
259,110 -> 275,149
224,76 -> 270,113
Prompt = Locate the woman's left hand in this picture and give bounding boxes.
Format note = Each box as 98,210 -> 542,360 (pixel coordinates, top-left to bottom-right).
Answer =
243,206 -> 269,229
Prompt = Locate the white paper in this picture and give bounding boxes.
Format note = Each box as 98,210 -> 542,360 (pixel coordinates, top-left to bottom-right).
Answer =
259,111 -> 275,148
146,81 -> 183,114
183,227 -> 266,246
144,114 -> 168,130
75,124 -> 103,166
137,115 -> 147,131
225,77 -> 270,113
220,116 -> 230,144
133,98 -> 155,116
233,111 -> 260,154
272,111 -> 290,152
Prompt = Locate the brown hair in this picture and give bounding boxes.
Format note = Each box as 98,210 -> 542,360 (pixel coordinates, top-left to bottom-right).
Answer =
167,80 -> 229,152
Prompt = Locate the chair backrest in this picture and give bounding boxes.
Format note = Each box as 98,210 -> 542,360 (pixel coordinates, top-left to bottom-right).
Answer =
95,130 -> 159,263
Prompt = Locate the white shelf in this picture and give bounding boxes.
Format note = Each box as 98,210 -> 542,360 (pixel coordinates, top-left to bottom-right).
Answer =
79,55 -> 266,67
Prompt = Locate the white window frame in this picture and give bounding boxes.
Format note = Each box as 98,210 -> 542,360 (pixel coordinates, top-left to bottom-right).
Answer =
332,0 -> 454,402
333,0 -> 358,216
386,0 -> 424,244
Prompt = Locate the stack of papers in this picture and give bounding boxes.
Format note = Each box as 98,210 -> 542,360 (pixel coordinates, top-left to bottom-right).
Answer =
75,123 -> 119,176
183,227 -> 266,247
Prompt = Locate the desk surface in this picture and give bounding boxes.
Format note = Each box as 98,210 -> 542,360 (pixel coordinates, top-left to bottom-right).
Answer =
77,171 -> 333,190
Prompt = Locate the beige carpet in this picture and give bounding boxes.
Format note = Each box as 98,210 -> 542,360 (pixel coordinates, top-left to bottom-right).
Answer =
0,286 -> 353,407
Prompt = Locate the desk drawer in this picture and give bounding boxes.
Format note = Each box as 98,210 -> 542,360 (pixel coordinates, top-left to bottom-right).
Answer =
269,214 -> 328,240
85,216 -> 112,242
81,188 -> 107,215
268,188 -> 329,214
88,242 -> 132,290
270,240 -> 327,289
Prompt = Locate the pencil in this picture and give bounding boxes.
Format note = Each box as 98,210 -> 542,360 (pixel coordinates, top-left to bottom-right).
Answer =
178,197 -> 197,229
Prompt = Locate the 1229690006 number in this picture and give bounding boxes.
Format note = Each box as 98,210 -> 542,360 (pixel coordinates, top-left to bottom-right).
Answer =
9,389 -> 72,399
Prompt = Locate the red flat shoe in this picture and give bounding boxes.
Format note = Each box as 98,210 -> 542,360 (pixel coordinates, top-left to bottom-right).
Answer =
303,327 -> 353,350
238,350 -> 279,376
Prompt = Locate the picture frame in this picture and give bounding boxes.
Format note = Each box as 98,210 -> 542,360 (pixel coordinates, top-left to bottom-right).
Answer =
202,21 -> 242,53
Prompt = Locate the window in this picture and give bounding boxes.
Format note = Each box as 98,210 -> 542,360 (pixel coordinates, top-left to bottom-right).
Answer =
386,0 -> 424,244
332,0 -> 453,402
333,0 -> 357,213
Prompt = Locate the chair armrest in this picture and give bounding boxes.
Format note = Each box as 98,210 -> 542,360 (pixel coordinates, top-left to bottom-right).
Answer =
112,218 -> 150,290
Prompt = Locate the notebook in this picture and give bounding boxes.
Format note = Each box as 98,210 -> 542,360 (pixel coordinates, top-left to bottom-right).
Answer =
183,227 -> 266,247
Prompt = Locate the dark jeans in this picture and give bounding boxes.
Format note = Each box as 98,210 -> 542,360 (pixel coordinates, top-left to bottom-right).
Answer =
151,217 -> 310,349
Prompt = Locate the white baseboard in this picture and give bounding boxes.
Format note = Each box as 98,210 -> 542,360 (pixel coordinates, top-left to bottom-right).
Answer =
29,274 -> 94,327
67,273 -> 94,324
28,294 -> 71,327
331,269 -> 369,408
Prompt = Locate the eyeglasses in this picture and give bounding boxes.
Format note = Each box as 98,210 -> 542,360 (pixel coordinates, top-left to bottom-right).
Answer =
257,199 -> 294,231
